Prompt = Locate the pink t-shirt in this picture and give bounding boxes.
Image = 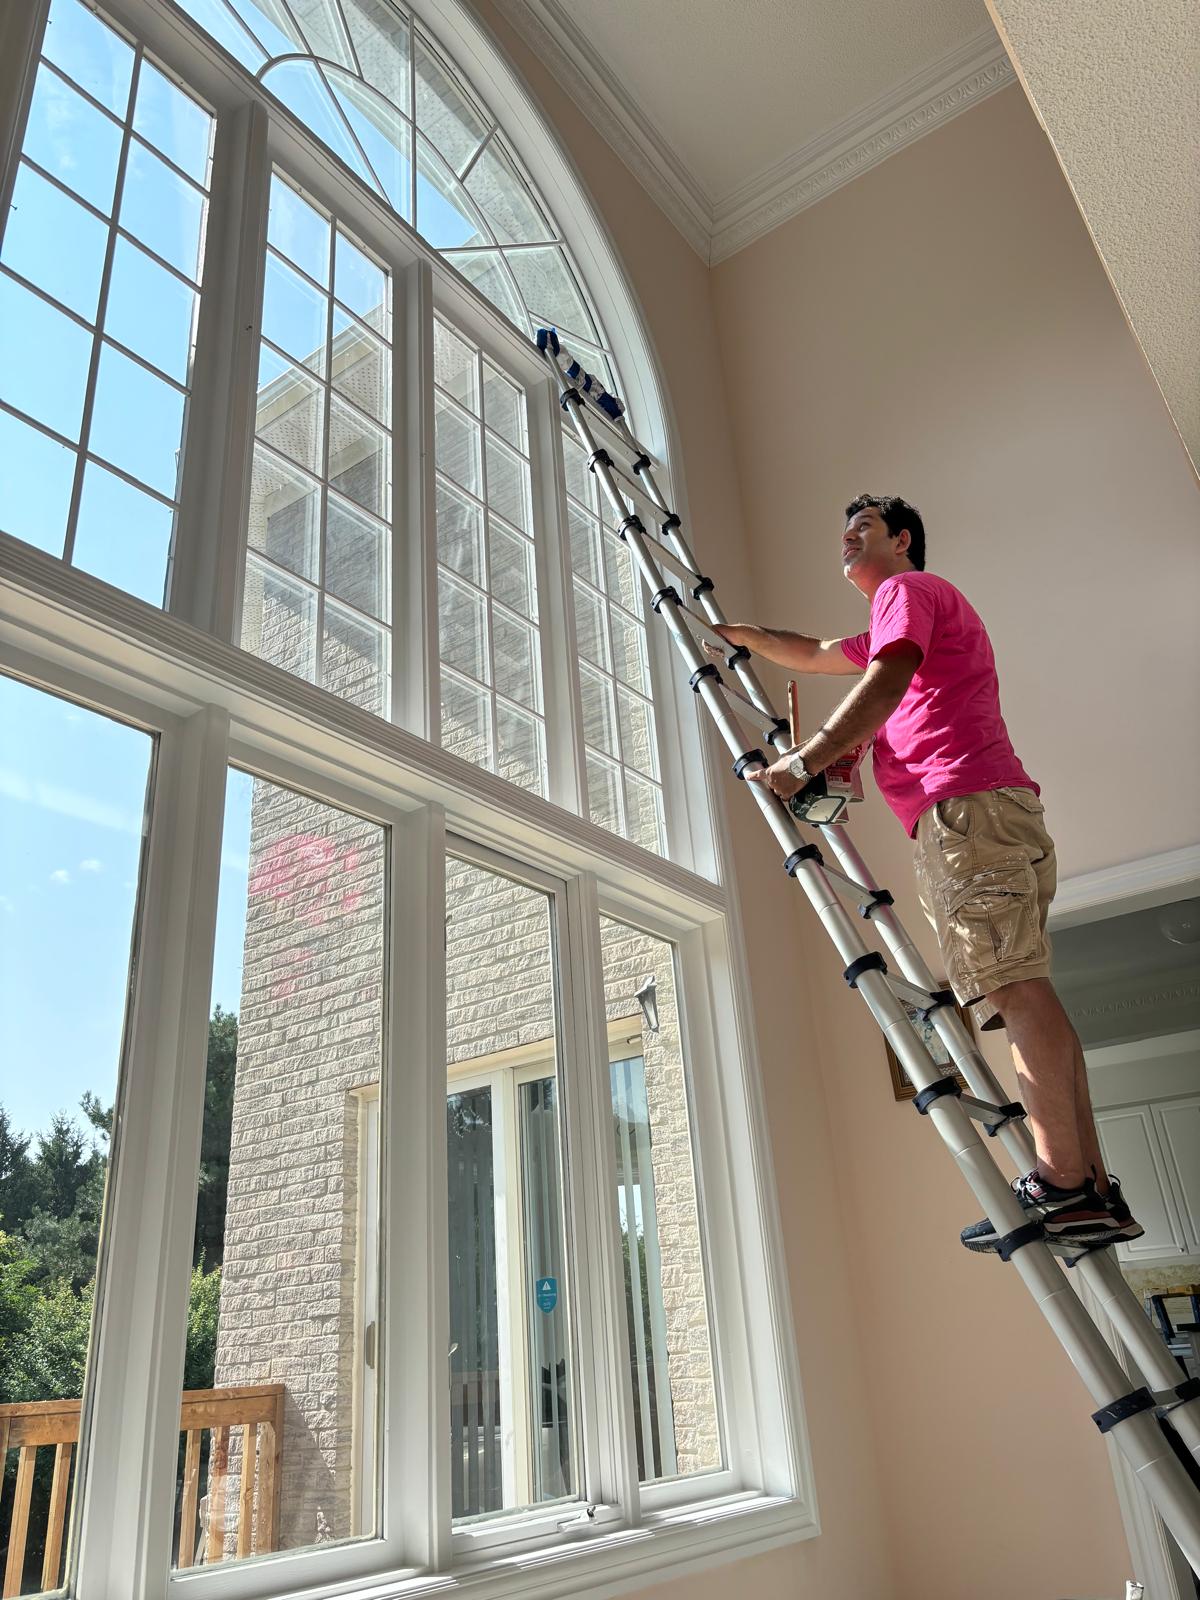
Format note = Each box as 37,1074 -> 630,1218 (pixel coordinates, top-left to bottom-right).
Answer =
840,571 -> 1036,836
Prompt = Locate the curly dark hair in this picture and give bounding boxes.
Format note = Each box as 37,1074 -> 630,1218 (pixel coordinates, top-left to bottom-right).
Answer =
844,494 -> 925,571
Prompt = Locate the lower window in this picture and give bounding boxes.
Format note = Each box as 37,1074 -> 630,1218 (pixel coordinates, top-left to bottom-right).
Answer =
171,768 -> 387,1567
0,675 -> 154,1595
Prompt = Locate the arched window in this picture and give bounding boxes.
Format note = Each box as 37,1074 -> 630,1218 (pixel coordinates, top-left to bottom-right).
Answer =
179,0 -> 619,383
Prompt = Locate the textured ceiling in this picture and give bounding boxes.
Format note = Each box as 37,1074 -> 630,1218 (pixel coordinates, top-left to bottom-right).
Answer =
986,0 -> 1200,472
556,0 -> 995,201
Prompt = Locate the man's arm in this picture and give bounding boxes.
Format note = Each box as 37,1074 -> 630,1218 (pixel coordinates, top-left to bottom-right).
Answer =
709,623 -> 862,676
746,643 -> 922,800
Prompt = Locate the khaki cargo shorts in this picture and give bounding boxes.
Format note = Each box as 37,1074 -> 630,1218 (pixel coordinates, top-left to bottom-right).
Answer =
912,787 -> 1055,1032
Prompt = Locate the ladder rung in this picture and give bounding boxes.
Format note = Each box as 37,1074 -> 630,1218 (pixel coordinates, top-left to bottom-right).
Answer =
887,976 -> 942,1011
624,521 -> 701,586
958,1094 -> 1025,1131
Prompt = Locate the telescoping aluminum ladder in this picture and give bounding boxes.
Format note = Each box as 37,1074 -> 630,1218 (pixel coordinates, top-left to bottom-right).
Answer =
535,330 -> 1200,1574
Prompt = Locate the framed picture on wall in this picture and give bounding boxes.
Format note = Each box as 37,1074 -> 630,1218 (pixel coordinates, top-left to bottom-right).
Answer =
887,995 -> 973,1102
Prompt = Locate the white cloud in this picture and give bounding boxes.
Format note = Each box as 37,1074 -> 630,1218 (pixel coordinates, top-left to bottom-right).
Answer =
80,858 -> 103,873
0,895 -> 14,914
50,868 -> 71,885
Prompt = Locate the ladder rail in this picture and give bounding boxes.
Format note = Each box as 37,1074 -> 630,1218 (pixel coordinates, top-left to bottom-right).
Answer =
543,346 -> 1200,1568
819,823 -> 1200,1467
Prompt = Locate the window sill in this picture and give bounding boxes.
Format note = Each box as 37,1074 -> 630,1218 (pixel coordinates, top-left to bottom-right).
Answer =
322,1495 -> 814,1600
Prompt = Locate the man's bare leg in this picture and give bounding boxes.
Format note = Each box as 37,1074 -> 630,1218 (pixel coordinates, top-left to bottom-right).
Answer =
987,976 -> 1107,1193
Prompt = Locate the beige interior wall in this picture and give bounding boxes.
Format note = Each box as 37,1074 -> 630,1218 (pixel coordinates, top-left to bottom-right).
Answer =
710,83 -> 1200,1600
475,4 -> 897,1595
985,0 -> 1200,475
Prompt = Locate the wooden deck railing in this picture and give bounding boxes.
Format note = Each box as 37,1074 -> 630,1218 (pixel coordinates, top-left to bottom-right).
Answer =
0,1383 -> 284,1592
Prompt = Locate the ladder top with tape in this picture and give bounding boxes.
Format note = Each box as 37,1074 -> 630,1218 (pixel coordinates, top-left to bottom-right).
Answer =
535,328 -> 1200,1577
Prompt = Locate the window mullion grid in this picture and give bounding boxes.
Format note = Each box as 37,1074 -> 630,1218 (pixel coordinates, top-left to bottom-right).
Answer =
170,98 -> 271,641
468,346 -> 498,771
75,705 -> 232,1597
533,389 -> 587,816
559,872 -> 642,1521
61,49 -> 142,568
314,218 -> 335,690
400,257 -> 439,738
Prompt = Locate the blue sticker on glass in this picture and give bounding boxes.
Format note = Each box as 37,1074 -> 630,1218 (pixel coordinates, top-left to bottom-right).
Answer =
535,1276 -> 558,1313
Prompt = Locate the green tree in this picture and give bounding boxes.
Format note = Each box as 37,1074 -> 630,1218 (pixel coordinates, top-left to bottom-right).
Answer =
183,1261 -> 222,1391
194,1006 -> 238,1267
0,1109 -> 37,1233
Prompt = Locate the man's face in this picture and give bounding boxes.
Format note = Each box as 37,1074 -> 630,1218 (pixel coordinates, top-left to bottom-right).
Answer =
841,506 -> 891,576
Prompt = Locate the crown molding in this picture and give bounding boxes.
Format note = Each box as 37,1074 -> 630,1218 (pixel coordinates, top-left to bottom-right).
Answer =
490,5 -> 1014,263
490,0 -> 714,258
708,29 -> 1014,261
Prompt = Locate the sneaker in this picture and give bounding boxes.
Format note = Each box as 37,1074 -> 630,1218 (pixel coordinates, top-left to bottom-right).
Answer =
960,1170 -> 1145,1254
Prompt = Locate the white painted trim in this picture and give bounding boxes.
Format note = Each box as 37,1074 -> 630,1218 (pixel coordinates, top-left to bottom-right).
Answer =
1049,843 -> 1200,929
490,3 -> 1014,263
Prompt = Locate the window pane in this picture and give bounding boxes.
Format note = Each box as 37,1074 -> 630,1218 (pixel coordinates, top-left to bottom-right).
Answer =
331,307 -> 389,426
585,751 -> 623,834
22,65 -> 124,216
484,433 -> 529,532
496,700 -> 545,793
42,0 -> 134,118
434,393 -> 481,497
600,919 -> 721,1482
415,139 -> 488,250
436,479 -> 483,585
323,599 -> 388,715
624,772 -> 666,857
573,581 -> 608,670
0,273 -> 93,440
504,247 -> 597,343
441,667 -> 491,769
434,320 -> 478,413
492,608 -> 540,713
438,569 -> 488,684
240,554 -> 317,683
326,494 -> 389,621
415,35 -> 489,175
465,141 -> 551,246
0,675 -> 153,1596
0,410 -> 75,556
610,610 -> 652,696
331,73 -> 412,222
246,444 -> 321,582
4,163 -> 108,323
329,395 -> 389,519
567,507 -> 601,588
334,232 -> 387,327
617,687 -> 658,780
481,362 -> 525,452
119,139 -> 206,282
445,858 -> 576,1519
90,344 -> 186,498
579,663 -> 617,758
73,461 -> 173,606
442,249 -> 525,330
489,522 -> 535,621
262,251 -> 328,374
172,769 -> 386,1566
133,60 -> 212,184
256,352 -> 325,476
268,175 -> 330,287
105,236 -> 199,384
344,0 -> 410,112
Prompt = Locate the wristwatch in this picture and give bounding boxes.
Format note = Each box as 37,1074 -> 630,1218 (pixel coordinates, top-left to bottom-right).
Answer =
786,752 -> 811,785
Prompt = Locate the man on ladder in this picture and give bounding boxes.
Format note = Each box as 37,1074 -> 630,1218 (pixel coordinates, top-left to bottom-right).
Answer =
710,492 -> 1143,1250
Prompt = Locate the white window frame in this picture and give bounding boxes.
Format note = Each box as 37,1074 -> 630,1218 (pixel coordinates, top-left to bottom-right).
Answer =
0,1 -> 816,1595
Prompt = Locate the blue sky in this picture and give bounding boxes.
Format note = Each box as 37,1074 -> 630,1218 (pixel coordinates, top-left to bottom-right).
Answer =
0,675 -> 252,1144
